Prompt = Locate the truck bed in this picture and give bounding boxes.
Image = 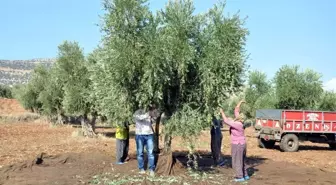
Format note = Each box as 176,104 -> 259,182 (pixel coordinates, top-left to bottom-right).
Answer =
256,109 -> 336,133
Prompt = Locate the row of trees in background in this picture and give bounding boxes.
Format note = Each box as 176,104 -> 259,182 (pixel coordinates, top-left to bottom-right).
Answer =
241,68 -> 336,119
9,64 -> 336,120
9,0 -> 336,168
13,42 -> 97,136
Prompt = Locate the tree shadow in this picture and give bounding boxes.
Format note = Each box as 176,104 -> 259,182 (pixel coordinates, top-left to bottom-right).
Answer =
121,151 -> 265,177
71,125 -> 113,129
270,144 -> 332,151
96,130 -> 137,139
298,145 -> 332,151
172,151 -> 266,176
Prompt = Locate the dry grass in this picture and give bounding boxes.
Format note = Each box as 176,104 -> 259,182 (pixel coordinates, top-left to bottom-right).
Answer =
0,113 -> 40,123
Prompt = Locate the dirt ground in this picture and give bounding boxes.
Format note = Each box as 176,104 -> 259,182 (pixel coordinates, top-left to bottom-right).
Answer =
1,98 -> 336,185
0,98 -> 28,116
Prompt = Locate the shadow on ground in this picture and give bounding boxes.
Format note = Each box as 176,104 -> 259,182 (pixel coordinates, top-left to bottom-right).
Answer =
172,151 -> 266,176
96,130 -> 137,139
121,150 -> 266,177
267,144 -> 333,152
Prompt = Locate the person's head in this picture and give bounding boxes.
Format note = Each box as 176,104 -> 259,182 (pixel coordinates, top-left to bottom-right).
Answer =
123,121 -> 129,127
235,113 -> 246,123
148,104 -> 157,118
148,104 -> 155,111
212,114 -> 219,122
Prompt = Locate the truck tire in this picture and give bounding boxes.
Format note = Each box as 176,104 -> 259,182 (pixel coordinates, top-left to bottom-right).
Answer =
329,143 -> 336,150
280,134 -> 299,152
258,138 -> 275,149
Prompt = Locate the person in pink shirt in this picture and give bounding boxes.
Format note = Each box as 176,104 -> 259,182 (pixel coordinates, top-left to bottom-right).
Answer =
220,100 -> 249,182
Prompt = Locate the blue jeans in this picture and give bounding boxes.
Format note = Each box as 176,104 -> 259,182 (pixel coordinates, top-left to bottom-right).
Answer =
135,134 -> 155,171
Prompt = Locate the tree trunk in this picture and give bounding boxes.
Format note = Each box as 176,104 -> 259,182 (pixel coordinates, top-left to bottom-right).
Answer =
153,115 -> 161,154
163,131 -> 172,154
56,115 -> 63,125
51,114 -> 66,125
81,114 -> 96,138
100,115 -> 107,123
90,112 -> 98,133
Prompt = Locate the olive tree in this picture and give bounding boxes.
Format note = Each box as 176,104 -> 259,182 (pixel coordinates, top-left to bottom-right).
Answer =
37,67 -> 64,123
16,41 -> 97,136
244,70 -> 275,118
91,0 -> 151,123
156,0 -> 204,155
13,65 -> 49,113
163,1 -> 249,167
318,91 -> 336,111
53,41 -> 96,136
274,65 -> 323,110
92,0 -> 248,169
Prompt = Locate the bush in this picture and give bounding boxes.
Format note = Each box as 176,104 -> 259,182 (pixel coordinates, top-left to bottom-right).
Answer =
0,85 -> 13,98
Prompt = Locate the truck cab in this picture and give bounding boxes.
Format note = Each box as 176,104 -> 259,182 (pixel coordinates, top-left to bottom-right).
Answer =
254,109 -> 336,152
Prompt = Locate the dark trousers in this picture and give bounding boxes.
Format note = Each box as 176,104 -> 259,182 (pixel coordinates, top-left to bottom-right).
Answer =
231,144 -> 248,178
211,128 -> 223,165
116,138 -> 129,163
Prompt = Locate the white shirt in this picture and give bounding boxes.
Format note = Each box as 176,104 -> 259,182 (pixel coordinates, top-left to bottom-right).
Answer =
133,111 -> 154,135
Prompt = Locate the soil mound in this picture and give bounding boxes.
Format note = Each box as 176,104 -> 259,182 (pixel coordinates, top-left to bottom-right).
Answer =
155,152 -> 185,176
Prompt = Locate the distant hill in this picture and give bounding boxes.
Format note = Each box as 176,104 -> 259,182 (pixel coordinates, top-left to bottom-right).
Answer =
0,58 -> 55,86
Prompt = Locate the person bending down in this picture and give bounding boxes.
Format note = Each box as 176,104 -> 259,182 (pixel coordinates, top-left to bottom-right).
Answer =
220,100 -> 249,182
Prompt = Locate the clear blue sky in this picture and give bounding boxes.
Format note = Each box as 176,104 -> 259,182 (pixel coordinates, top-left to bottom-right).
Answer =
1,0 -> 335,88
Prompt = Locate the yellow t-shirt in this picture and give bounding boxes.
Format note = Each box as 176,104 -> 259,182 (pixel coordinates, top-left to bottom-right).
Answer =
116,126 -> 128,140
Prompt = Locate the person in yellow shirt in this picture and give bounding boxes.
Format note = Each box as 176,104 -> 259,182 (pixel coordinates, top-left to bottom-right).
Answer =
115,121 -> 129,164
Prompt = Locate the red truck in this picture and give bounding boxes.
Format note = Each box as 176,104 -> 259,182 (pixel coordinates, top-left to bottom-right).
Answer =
254,109 -> 336,152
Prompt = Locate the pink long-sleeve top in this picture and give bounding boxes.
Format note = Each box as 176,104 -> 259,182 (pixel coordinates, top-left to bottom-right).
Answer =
222,106 -> 246,145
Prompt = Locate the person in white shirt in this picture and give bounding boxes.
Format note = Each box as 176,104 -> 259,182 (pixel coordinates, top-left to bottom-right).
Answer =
133,106 -> 156,176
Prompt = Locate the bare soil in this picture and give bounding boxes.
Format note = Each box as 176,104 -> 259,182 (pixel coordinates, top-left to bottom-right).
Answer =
0,99 -> 28,116
1,150 -> 335,185
1,98 -> 336,184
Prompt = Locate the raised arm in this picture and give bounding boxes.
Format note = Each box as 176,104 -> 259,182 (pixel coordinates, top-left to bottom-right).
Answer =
234,100 -> 245,119
134,112 -> 150,121
220,108 -> 243,130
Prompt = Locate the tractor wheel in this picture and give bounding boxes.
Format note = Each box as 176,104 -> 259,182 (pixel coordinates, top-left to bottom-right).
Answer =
280,134 -> 299,152
329,143 -> 336,150
258,138 -> 275,149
